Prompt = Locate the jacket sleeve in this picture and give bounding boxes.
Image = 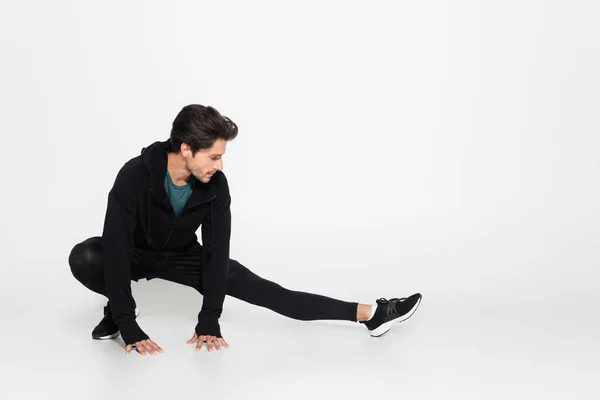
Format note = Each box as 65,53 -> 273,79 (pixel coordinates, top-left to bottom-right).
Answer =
197,175 -> 232,338
100,164 -> 149,345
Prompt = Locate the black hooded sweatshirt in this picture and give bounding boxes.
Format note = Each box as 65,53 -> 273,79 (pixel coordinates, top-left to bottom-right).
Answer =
100,138 -> 231,345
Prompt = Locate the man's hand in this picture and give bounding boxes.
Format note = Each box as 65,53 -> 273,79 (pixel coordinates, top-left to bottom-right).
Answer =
187,332 -> 230,352
125,339 -> 164,356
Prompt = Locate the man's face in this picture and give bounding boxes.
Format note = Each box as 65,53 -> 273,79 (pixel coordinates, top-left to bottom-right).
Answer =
182,139 -> 227,183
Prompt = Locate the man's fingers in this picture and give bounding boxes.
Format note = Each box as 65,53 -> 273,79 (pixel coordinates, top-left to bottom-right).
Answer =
213,340 -> 221,351
207,337 -> 220,351
140,340 -> 161,355
209,336 -> 218,352
195,336 -> 207,352
191,336 -> 229,353
148,339 -> 164,353
124,340 -> 162,356
137,343 -> 147,356
187,333 -> 198,344
141,341 -> 156,355
126,344 -> 138,355
207,336 -> 220,352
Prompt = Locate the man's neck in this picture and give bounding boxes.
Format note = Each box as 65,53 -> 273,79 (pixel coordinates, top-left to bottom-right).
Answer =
167,153 -> 191,186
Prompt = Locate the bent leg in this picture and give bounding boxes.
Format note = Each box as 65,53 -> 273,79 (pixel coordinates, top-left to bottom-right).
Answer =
69,236 -> 108,296
68,236 -> 156,299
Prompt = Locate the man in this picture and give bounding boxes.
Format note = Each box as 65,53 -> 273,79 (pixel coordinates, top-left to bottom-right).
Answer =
69,104 -> 423,356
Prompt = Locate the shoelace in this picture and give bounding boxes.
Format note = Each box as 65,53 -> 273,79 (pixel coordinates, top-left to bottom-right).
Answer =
376,297 -> 407,316
377,297 -> 407,304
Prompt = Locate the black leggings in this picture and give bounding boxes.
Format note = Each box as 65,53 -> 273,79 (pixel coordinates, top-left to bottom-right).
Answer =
69,236 -> 358,322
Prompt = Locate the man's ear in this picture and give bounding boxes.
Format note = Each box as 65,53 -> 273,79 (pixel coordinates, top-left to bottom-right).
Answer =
181,143 -> 191,157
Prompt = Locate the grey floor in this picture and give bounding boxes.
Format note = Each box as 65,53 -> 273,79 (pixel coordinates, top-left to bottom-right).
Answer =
3,266 -> 597,400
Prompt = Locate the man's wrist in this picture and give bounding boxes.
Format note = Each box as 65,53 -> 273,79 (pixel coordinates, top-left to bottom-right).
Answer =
119,319 -> 149,345
195,312 -> 221,337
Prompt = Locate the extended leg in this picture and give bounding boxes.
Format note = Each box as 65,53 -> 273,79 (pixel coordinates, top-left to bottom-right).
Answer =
225,259 -> 360,322
158,249 -> 368,322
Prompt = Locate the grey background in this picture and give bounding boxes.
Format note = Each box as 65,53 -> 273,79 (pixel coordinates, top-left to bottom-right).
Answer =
1,0 -> 598,399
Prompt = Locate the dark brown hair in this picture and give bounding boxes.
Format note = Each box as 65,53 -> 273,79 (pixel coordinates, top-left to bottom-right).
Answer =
170,104 -> 238,155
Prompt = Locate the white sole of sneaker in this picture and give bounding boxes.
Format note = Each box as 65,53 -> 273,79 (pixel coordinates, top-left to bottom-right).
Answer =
369,296 -> 422,337
95,332 -> 120,340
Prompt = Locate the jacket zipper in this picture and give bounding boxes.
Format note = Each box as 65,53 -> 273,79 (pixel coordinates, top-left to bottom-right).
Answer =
161,195 -> 216,249
161,221 -> 176,249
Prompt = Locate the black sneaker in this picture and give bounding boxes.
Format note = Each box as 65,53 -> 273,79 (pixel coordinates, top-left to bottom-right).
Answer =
92,303 -> 140,340
360,293 -> 422,337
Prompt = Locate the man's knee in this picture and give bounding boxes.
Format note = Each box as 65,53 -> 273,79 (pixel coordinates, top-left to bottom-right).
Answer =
69,237 -> 102,284
227,259 -> 250,282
